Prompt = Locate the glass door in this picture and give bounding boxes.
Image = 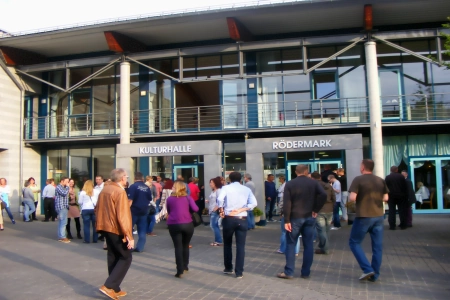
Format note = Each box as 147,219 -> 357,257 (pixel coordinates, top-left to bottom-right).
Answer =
410,158 -> 450,213
315,160 -> 342,174
286,161 -> 314,180
173,164 -> 198,181
69,89 -> 92,135
379,68 -> 403,120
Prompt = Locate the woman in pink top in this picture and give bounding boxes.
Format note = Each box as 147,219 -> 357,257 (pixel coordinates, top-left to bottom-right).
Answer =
166,181 -> 198,278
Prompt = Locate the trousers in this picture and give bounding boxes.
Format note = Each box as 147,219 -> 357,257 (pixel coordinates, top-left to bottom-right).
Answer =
104,232 -> 132,293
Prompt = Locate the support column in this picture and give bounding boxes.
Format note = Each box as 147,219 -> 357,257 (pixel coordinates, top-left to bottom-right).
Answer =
365,41 -> 384,177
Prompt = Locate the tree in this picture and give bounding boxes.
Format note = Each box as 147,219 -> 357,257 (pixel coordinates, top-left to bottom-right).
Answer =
435,17 -> 450,69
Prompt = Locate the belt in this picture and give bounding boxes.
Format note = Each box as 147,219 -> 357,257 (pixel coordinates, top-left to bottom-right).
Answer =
225,216 -> 247,220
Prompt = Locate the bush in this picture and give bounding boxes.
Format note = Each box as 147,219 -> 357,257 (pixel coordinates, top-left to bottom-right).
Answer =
253,207 -> 263,217
202,208 -> 209,215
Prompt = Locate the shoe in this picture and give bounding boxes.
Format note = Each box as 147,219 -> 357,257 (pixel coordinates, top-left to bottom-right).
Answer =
268,219 -> 275,222
400,226 -> 407,230
67,233 -> 73,240
146,233 -> 157,236
99,285 -> 118,300
223,269 -> 234,275
174,273 -> 183,278
58,238 -> 70,243
42,220 -> 49,222
133,230 -> 137,234
77,233 -> 83,239
25,220 -> 32,222
276,249 -> 284,254
359,271 -> 375,280
301,275 -> 310,279
184,267 -> 189,272
315,249 -> 327,254
116,290 -> 127,297
51,219 -> 55,222
0,227 -> 4,231
330,227 -> 340,230
368,276 -> 377,282
12,220 -> 16,224
103,247 -> 108,250
236,274 -> 243,279
277,272 -> 293,279
407,225 -> 413,228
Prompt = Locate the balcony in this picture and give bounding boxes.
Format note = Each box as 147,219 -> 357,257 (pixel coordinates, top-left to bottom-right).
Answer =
23,93 -> 450,141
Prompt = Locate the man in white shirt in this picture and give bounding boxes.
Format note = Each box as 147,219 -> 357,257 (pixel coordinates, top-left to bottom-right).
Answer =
42,178 -> 56,222
329,175 -> 342,229
217,172 -> 257,279
94,175 -> 105,242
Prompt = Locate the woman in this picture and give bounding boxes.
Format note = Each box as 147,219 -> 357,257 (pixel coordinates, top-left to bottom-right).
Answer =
78,180 -> 98,243
66,178 -> 82,239
206,177 -> 222,246
156,179 -> 174,223
166,181 -> 198,278
28,177 -> 40,221
0,197 -> 4,230
22,181 -> 36,222
0,178 -> 15,224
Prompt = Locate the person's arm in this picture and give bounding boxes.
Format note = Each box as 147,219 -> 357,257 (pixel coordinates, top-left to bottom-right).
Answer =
283,184 -> 292,223
42,186 -> 48,199
217,187 -> 226,208
349,192 -> 357,202
330,185 -> 336,204
265,181 -> 270,201
189,196 -> 199,212
313,182 -> 327,214
127,185 -> 135,206
116,190 -> 134,245
78,192 -> 84,206
383,193 -> 389,202
333,181 -> 341,194
58,185 -> 69,197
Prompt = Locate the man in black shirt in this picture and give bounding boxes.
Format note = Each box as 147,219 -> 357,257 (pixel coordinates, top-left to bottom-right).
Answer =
385,166 -> 407,230
320,164 -> 336,183
277,165 -> 326,280
401,170 -> 415,227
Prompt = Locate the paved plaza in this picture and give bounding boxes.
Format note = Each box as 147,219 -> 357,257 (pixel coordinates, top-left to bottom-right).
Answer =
0,213 -> 449,300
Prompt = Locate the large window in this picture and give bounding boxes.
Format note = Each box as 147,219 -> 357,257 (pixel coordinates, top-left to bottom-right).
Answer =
222,80 -> 247,129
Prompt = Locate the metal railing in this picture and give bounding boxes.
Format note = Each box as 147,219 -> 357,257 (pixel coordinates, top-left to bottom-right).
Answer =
23,93 -> 450,140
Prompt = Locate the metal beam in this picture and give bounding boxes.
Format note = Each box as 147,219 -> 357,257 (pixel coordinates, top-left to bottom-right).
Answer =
302,44 -> 307,74
238,46 -> 244,78
436,33 -> 442,64
305,37 -> 365,74
373,36 -> 442,67
178,50 -> 183,81
126,56 -> 180,82
15,69 -> 66,92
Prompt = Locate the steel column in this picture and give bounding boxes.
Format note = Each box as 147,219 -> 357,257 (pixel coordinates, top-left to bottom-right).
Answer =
120,61 -> 131,144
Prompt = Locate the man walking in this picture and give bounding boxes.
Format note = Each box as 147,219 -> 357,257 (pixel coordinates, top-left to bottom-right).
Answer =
311,172 -> 335,255
217,171 -> 257,279
244,173 -> 256,230
55,177 -> 70,243
336,168 -> 348,222
265,174 -> 277,222
348,159 -> 389,282
42,178 -> 56,222
329,174 -> 342,230
96,168 -> 134,300
277,165 -> 326,279
385,166 -> 407,230
128,172 -> 152,253
401,170 -> 415,227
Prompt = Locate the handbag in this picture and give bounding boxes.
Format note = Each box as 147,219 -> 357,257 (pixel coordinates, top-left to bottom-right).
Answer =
187,197 -> 202,227
148,203 -> 156,216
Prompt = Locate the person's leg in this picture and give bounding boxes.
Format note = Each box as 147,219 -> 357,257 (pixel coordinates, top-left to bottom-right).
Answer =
147,212 -> 156,234
32,201 -> 38,220
66,218 -> 73,239
369,216 -> 384,280
135,214 -> 148,252
181,223 -> 195,271
210,212 -> 222,244
168,224 -> 184,275
387,200 -> 396,229
234,218 -> 248,276
300,217 -> 315,277
247,210 -> 254,229
57,208 -> 68,239
5,206 -> 15,222
316,214 -> 327,252
341,191 -> 348,220
283,218 -> 302,276
50,200 -> 57,221
398,198 -> 408,228
75,217 -> 82,238
333,202 -> 341,227
269,200 -> 276,220
265,200 -> 270,219
92,212 -> 98,242
82,211 -> 91,242
406,205 -> 413,226
222,218 -> 234,271
44,198 -> 50,221
24,202 -> 31,221
349,217 -> 374,275
103,232 -> 132,293
279,217 -> 286,252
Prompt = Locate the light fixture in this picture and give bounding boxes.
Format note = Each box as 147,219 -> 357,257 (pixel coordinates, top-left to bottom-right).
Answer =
235,158 -> 242,160
318,152 -> 326,155
278,156 -> 284,159
140,91 -> 147,96
225,155 -> 229,158
322,155 -> 329,157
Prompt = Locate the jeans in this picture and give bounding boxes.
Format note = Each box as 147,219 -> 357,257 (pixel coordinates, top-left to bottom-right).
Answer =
265,200 -> 276,220
247,210 -> 255,229
279,217 -> 300,254
147,210 -> 156,234
132,213 -> 148,252
43,198 -> 57,221
23,200 -> 36,221
56,208 -> 68,239
210,212 -> 222,243
223,217 -> 248,276
104,232 -> 132,293
316,213 -> 332,253
333,202 -> 342,227
284,217 -> 316,277
349,216 -> 384,280
341,191 -> 348,220
168,223 -> 194,275
155,199 -> 161,214
3,205 -> 15,222
81,209 -> 98,243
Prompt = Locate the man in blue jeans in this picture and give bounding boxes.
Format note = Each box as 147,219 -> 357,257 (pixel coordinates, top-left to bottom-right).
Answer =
277,165 -> 326,280
348,159 -> 389,282
55,177 -> 70,243
128,172 -> 152,253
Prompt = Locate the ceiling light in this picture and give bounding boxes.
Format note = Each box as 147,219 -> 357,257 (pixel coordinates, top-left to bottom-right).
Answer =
278,156 -> 284,159
235,158 -> 242,160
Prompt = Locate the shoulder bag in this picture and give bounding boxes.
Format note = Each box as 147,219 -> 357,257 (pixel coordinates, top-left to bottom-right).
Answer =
187,197 -> 202,227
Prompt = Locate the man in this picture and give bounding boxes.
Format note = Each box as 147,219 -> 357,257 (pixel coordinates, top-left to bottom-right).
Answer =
321,164 -> 336,183
244,173 -> 256,229
277,165 -> 327,280
336,168 -> 348,222
348,159 -> 389,282
277,175 -> 286,216
264,174 -> 277,222
401,170 -> 415,227
128,172 -> 152,253
96,168 -> 134,300
152,176 -> 162,210
311,172 -> 335,255
94,175 -> 105,242
156,176 -> 164,189
329,174 -> 342,230
42,178 -> 56,222
217,171 -> 257,279
385,166 -> 407,230
55,177 -> 70,243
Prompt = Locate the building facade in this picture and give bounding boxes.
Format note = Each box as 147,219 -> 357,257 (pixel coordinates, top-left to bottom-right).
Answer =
1,0 -> 450,217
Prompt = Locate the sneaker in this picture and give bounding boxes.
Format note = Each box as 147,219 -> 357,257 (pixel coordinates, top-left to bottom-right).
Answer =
276,249 -> 284,254
12,219 -> 16,224
58,238 -> 71,243
359,271 -> 375,280
236,274 -> 243,279
367,276 -> 377,282
330,227 -> 340,230
133,230 -> 138,235
268,219 -> 275,222
277,272 -> 293,279
99,285 -> 118,300
223,269 -> 234,275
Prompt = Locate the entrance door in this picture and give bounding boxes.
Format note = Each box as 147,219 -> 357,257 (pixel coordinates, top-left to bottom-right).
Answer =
315,160 -> 342,174
410,158 -> 450,213
379,68 -> 403,120
286,162 -> 314,180
173,164 -> 198,181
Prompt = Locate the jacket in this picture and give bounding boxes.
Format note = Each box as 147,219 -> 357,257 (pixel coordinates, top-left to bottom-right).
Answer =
317,181 -> 336,213
385,172 -> 407,198
95,182 -> 133,243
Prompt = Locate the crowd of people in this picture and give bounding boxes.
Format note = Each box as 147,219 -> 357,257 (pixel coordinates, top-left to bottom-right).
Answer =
0,159 -> 420,300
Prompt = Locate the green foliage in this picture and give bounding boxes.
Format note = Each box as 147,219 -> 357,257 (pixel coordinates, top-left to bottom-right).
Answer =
433,17 -> 450,69
253,206 -> 264,217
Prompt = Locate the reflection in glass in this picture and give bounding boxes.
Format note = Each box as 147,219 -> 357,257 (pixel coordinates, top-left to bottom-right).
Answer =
379,70 -> 402,119
70,149 -> 91,189
258,77 -> 283,127
92,148 -> 115,180
222,80 -> 247,129
48,150 -> 68,182
413,160 -> 436,210
441,161 -> 450,209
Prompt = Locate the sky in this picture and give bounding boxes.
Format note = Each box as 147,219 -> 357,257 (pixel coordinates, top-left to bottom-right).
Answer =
0,0 -> 271,33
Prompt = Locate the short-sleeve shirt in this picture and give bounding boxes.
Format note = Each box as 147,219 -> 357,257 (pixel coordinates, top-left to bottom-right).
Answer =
188,182 -> 200,201
348,174 -> 389,218
128,181 -> 152,216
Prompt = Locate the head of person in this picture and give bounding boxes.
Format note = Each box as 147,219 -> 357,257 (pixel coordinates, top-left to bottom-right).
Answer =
401,170 -> 408,179
156,176 -> 162,182
24,180 -> 31,188
324,164 -> 331,170
220,177 -> 226,185
337,168 -> 345,176
210,177 -> 223,190
45,179 -> 50,185
145,175 -> 152,183
417,181 -> 424,189
189,177 -> 196,183
311,172 -> 321,181
390,166 -> 399,173
360,159 -> 374,174
244,173 -> 252,183
172,181 -> 188,197
95,175 -> 103,186
60,177 -> 69,186
267,174 -> 275,182
328,174 -> 337,183
68,178 -> 75,187
295,164 -> 309,177
278,175 -> 286,183
82,180 -> 94,196
229,171 -> 242,183
164,179 -> 174,190
152,176 -> 157,182
28,177 -> 35,185
134,172 -> 144,182
0,178 -> 6,185
177,175 -> 184,181
110,168 -> 128,186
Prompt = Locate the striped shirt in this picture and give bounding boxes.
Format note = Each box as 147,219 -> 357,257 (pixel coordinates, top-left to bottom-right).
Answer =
55,184 -> 69,212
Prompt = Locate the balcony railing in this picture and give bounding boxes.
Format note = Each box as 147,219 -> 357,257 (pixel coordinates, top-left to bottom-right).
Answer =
23,93 -> 450,140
